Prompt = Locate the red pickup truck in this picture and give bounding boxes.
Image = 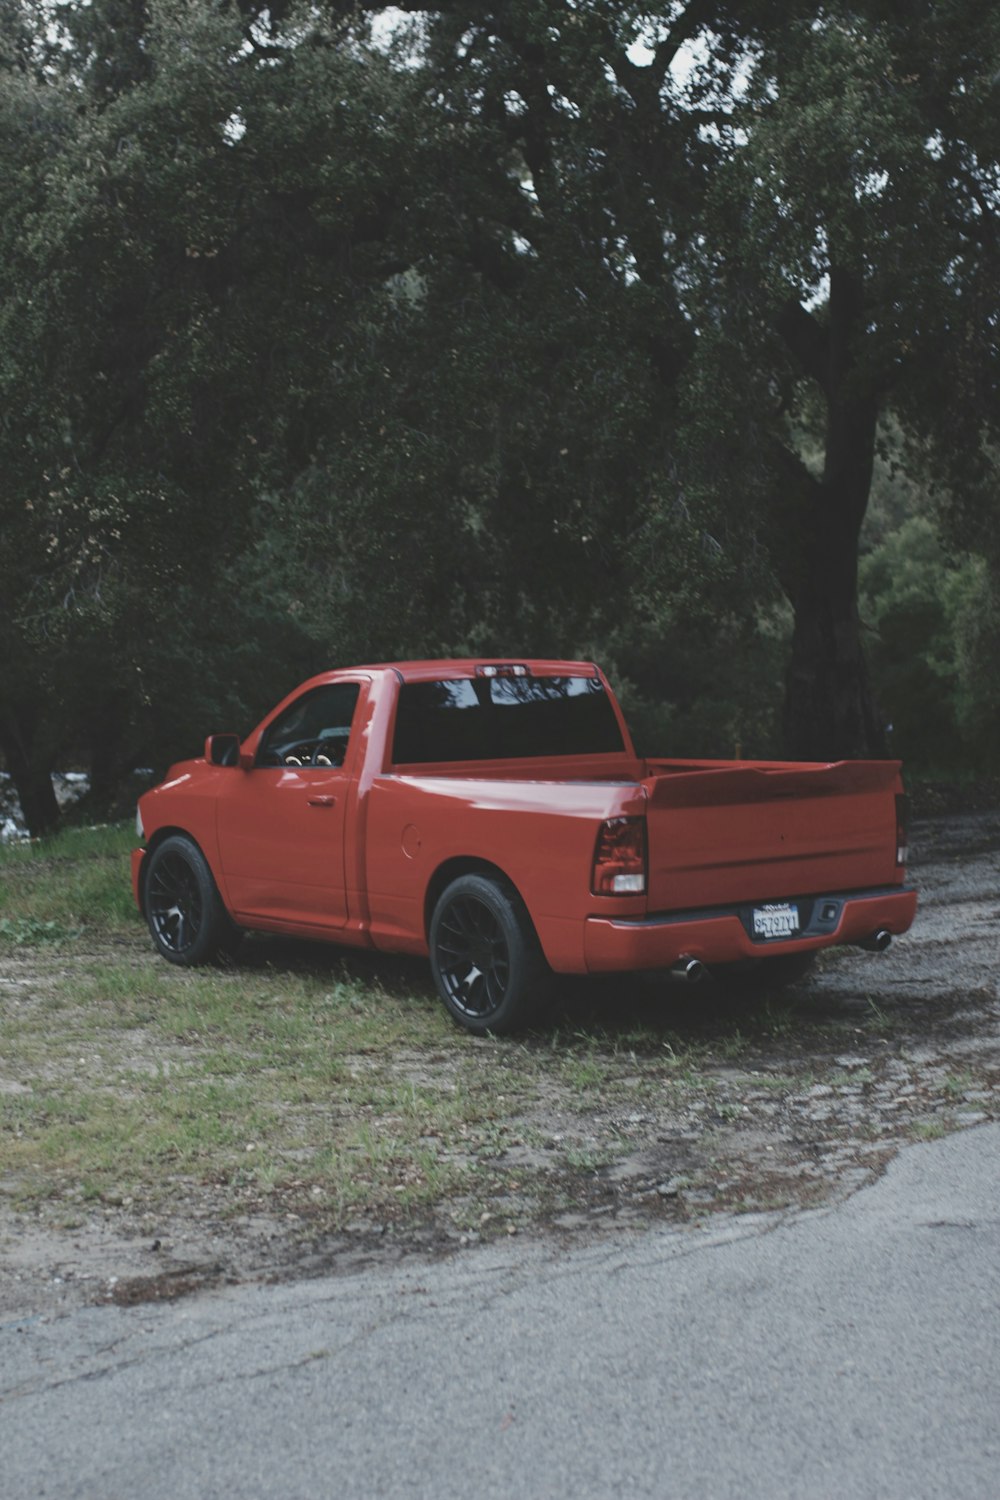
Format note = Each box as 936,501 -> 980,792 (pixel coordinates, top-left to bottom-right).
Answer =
132,659 -> 916,1033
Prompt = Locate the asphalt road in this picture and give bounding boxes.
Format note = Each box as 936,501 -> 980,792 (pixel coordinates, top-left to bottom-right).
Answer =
3,1123 -> 999,1500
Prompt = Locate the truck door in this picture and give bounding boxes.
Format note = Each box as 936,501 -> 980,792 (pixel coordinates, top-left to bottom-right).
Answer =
215,680 -> 364,929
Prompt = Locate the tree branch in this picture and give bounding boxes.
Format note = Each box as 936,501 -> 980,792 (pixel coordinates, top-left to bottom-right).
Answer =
651,0 -> 719,89
775,299 -> 829,392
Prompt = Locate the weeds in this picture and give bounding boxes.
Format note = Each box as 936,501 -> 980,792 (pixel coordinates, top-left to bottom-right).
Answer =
911,1117 -> 947,1141
0,916 -> 82,946
829,1068 -> 874,1087
0,823 -> 137,931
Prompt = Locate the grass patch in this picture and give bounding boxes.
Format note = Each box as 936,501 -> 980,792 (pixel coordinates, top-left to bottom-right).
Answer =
749,1072 -> 815,1094
942,1070 -> 975,1100
1,953 -> 519,1223
0,916 -> 83,946
0,829 -> 551,1225
0,822 -> 137,932
0,906 -> 736,1231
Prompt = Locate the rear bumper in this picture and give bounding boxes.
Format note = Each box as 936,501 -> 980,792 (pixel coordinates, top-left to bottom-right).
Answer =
583,884 -> 918,973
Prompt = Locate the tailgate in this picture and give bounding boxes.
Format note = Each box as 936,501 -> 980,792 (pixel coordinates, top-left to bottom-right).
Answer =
643,760 -> 902,911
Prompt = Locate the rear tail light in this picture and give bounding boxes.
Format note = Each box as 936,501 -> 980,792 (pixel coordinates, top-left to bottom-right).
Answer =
592,817 -> 647,895
895,793 -> 910,866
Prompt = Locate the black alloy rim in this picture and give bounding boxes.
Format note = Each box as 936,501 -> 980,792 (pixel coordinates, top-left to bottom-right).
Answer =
435,897 -> 510,1019
148,852 -> 203,954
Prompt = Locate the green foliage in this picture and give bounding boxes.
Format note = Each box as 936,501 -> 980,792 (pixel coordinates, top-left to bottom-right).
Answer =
0,2 -> 428,792
0,916 -> 83,946
860,516 -> 982,768
0,822 -> 137,930
858,420 -> 1000,771
0,0 -> 998,820
953,566 -> 1000,766
681,0 -> 1000,757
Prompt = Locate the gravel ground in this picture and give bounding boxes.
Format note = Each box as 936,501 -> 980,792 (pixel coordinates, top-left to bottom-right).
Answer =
2,809 -> 998,1320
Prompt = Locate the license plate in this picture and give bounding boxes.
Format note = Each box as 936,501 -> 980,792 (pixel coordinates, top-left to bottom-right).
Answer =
752,903 -> 800,940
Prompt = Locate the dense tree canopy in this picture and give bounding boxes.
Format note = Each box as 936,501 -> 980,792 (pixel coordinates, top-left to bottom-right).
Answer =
0,0 -> 997,832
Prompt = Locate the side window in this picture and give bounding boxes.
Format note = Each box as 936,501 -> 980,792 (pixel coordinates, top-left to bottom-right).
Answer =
258,683 -> 361,768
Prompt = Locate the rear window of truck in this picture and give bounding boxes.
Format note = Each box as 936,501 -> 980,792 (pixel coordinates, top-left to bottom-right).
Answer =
392,675 -> 625,763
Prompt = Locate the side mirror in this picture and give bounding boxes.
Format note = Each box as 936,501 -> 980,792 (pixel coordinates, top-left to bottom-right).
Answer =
205,733 -> 242,768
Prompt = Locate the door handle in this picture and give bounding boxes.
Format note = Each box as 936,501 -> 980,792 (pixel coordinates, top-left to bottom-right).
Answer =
308,795 -> 337,808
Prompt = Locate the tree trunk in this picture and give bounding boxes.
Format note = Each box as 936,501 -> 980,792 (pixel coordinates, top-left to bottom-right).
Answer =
0,711 -> 61,837
84,703 -> 138,819
778,268 -> 887,761
782,400 -> 886,759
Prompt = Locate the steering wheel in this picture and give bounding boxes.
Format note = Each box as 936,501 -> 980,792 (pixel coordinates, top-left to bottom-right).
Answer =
282,740 -> 330,767
281,738 -> 348,768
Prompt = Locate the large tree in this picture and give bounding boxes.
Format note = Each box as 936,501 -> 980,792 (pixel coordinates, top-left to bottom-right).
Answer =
3,0 -> 998,834
371,0 -> 1000,758
695,0 -> 1000,756
0,1 -> 427,828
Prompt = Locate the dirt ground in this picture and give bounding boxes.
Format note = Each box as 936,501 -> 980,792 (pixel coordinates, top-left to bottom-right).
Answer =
2,809 -> 998,1320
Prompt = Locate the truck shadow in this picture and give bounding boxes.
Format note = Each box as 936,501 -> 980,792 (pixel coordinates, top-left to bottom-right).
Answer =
230,932 -> 879,1053
542,971 -> 863,1053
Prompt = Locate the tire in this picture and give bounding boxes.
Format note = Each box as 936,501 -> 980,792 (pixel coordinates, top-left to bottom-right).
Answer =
429,874 -> 548,1035
711,951 -> 816,991
144,835 -> 238,967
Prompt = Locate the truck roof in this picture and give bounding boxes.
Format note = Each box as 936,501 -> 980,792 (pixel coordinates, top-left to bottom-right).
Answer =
347,659 -> 602,683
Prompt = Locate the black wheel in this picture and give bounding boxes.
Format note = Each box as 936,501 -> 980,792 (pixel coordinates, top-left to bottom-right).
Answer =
711,951 -> 816,991
144,835 -> 238,967
429,874 -> 548,1035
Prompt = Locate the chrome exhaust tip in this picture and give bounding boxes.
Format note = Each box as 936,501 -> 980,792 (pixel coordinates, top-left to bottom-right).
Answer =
857,929 -> 892,953
670,954 -> 707,984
